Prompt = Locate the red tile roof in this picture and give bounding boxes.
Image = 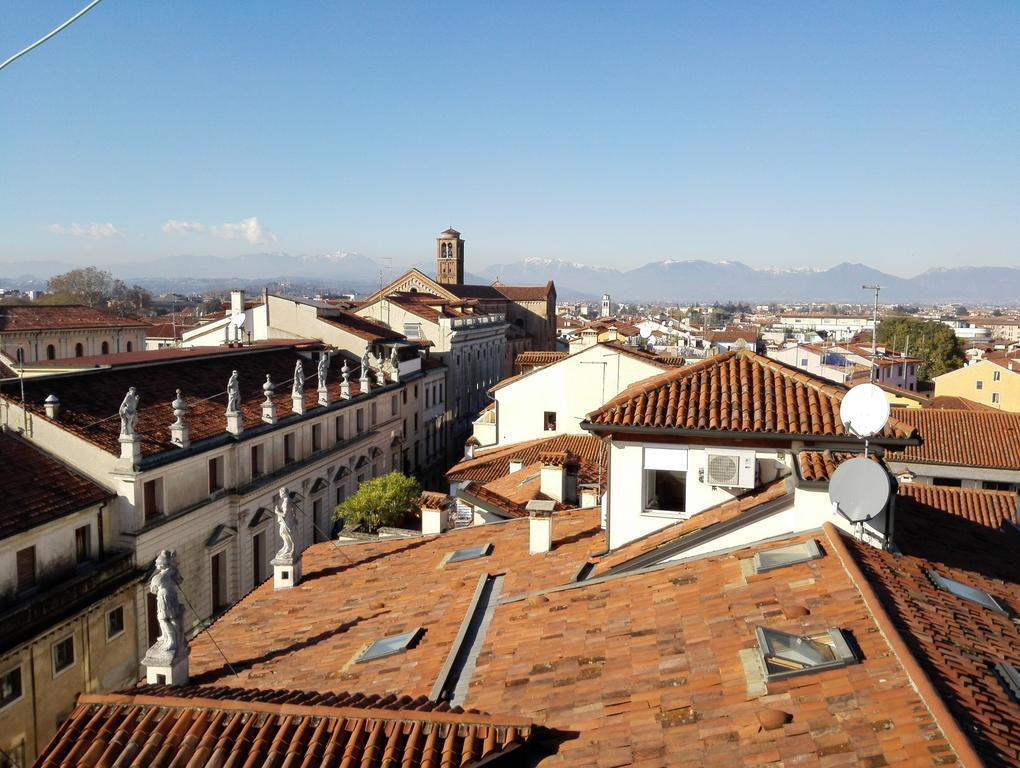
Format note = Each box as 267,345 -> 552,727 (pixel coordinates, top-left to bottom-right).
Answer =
144,321 -> 193,339
385,292 -> 475,323
797,449 -> 873,482
321,309 -> 406,342
898,483 -> 1018,531
514,350 -> 568,368
0,432 -> 113,538
586,349 -> 918,441
6,344 -> 386,458
491,342 -> 677,393
37,688 -> 531,768
490,281 -> 555,301
884,408 -> 1020,470
924,395 -> 996,411
0,304 -> 148,331
447,434 -> 604,485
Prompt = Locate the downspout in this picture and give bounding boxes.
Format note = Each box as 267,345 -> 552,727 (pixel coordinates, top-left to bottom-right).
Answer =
590,434 -> 612,557
97,501 -> 107,559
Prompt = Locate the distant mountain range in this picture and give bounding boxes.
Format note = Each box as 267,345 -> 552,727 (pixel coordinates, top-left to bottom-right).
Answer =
2,252 -> 1018,304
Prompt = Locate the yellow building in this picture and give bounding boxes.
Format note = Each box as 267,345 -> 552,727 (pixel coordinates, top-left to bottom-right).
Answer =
933,358 -> 1020,412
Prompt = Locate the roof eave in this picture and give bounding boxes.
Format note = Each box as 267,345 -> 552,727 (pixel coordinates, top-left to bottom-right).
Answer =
579,420 -> 921,448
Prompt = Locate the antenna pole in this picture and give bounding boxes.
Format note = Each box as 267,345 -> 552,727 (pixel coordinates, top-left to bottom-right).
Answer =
862,284 -> 881,383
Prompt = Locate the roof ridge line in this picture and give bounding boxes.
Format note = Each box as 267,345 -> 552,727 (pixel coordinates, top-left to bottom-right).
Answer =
75,691 -> 534,728
820,523 -> 984,768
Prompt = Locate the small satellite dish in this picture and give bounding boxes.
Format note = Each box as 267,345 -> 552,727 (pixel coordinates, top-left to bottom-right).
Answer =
839,383 -> 890,438
828,458 -> 890,522
230,313 -> 246,328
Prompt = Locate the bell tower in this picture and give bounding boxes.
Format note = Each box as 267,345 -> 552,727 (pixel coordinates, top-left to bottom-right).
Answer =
436,227 -> 465,286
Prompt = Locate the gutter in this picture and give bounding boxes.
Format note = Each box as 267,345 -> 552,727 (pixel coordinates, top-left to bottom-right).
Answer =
579,420 -> 921,448
822,522 -> 984,768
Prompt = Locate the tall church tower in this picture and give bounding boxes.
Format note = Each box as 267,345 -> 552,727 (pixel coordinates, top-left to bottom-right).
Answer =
601,293 -> 611,317
436,228 -> 465,286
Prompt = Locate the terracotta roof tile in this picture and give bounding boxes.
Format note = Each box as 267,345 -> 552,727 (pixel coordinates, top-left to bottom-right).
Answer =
514,351 -> 568,367
490,281 -> 555,301
447,434 -> 604,485
0,304 -> 149,331
924,395 -> 997,411
320,309 -> 405,342
419,491 -> 451,510
797,449 -> 874,482
884,408 -> 1020,469
37,687 -> 531,768
898,483 -> 1018,531
585,349 -> 918,441
0,432 -> 113,538
843,490 -> 1020,767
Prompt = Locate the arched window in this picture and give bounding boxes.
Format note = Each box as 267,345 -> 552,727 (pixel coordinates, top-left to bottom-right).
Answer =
126,341 -> 133,353
74,343 -> 83,358
101,341 -> 109,355
46,344 -> 55,360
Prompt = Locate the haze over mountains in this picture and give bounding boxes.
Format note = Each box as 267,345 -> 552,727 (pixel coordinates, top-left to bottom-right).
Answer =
2,252 -> 1018,304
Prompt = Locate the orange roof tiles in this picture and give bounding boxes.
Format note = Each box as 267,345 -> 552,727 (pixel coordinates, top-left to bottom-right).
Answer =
514,350 -> 568,367
321,310 -> 405,342
447,435 -> 604,485
585,349 -> 918,441
0,432 -> 113,538
490,281 -> 555,301
797,449 -> 870,482
884,408 -> 1020,469
37,688 -> 531,768
0,304 -> 148,331
898,483 -> 1018,530
924,395 -> 996,411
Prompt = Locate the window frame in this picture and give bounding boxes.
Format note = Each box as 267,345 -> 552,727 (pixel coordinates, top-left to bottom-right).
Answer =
356,628 -> 424,663
927,569 -> 1008,614
752,540 -> 823,574
52,634 -> 76,678
755,626 -> 858,681
75,524 -> 92,565
106,605 -> 125,641
446,543 -> 492,565
0,664 -> 23,711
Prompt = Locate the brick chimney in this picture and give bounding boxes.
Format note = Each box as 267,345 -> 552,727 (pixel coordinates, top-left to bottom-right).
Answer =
420,491 -> 451,535
526,499 -> 555,554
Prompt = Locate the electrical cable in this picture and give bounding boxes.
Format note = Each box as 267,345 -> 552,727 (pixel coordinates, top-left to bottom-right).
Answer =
0,0 -> 104,72
177,584 -> 240,679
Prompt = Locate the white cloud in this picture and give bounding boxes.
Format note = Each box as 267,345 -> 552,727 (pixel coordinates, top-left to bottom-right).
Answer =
161,216 -> 276,245
46,222 -> 124,239
162,219 -> 206,234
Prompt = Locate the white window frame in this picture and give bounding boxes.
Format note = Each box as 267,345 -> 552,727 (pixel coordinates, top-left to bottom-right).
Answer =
642,445 -> 689,518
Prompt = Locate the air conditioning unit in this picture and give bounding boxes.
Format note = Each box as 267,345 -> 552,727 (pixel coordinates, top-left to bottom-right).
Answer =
704,449 -> 757,489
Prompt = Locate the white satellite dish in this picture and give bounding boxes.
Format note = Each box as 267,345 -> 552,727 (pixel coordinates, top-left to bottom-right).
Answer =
828,458 -> 890,522
839,383 -> 890,438
230,313 -> 246,328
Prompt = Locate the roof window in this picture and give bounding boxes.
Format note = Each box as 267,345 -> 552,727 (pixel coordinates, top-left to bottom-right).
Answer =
356,628 -> 423,663
447,543 -> 492,564
752,540 -> 823,574
755,626 -> 859,681
994,661 -> 1020,703
926,570 -> 1008,614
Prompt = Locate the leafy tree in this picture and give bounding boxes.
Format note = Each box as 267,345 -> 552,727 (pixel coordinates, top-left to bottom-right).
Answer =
47,267 -> 114,307
109,281 -> 152,313
875,316 -> 965,381
954,306 -> 969,317
334,472 -> 422,533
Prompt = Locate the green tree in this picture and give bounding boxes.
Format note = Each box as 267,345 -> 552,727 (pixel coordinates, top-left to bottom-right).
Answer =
334,472 -> 422,533
876,316 -> 965,381
47,267 -> 114,307
954,306 -> 969,317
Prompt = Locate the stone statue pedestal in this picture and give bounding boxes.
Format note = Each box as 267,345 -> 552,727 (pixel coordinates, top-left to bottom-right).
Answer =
292,394 -> 306,416
272,554 -> 301,589
375,370 -> 386,387
142,646 -> 189,685
262,402 -> 277,424
340,381 -> 351,400
118,436 -> 141,469
170,423 -> 189,449
226,411 -> 243,436
318,386 -> 330,407
359,376 -> 371,395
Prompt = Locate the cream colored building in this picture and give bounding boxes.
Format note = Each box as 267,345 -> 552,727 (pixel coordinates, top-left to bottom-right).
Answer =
0,339 -> 445,732
933,358 -> 1020,412
0,432 -> 142,766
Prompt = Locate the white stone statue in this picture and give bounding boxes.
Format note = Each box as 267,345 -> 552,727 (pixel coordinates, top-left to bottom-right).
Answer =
226,370 -> 240,413
292,359 -> 304,398
360,349 -> 370,380
273,487 -> 295,560
317,352 -> 329,387
389,345 -> 399,370
119,387 -> 139,438
148,550 -> 185,654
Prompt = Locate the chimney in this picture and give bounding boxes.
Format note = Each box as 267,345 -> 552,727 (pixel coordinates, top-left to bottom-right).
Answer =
44,394 -> 60,420
578,483 -> 600,509
508,456 -> 525,474
420,492 -> 450,535
539,451 -> 568,502
230,289 -> 245,316
464,435 -> 480,460
527,499 -> 555,554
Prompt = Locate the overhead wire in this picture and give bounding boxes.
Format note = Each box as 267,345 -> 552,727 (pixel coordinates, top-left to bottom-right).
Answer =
0,0 -> 104,72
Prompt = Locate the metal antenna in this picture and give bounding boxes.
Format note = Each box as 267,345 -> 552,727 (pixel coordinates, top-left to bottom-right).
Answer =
862,284 -> 881,382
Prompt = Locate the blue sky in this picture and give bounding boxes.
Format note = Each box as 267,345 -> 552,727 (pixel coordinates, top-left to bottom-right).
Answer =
1,1 -> 1017,276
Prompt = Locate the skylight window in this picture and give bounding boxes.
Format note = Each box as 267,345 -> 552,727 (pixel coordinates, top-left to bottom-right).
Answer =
927,570 -> 1008,614
447,543 -> 492,564
752,540 -> 823,574
994,661 -> 1020,703
357,628 -> 423,663
755,626 -> 859,681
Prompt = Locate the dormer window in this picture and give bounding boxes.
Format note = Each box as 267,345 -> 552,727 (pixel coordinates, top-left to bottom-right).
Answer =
755,626 -> 859,681
446,543 -> 492,564
994,661 -> 1020,703
752,540 -> 823,574
926,570 -> 1008,614
357,628 -> 423,663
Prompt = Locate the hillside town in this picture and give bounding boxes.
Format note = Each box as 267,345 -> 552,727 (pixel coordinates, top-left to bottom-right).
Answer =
0,227 -> 1017,768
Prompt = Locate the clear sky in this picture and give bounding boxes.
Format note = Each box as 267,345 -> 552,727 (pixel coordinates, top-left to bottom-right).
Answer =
1,1 -> 1017,276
